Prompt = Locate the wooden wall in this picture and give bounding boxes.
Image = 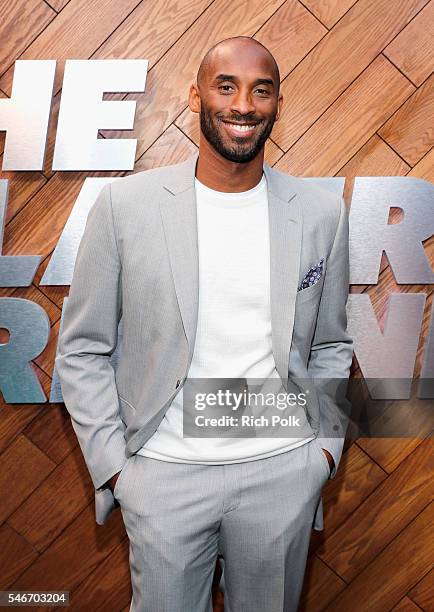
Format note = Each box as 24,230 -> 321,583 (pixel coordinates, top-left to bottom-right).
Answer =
0,0 -> 433,610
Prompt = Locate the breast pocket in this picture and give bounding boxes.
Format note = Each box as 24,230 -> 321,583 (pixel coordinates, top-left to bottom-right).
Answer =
293,264 -> 326,355
296,272 -> 325,305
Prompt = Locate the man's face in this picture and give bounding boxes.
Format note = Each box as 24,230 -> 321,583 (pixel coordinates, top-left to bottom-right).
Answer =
194,46 -> 282,163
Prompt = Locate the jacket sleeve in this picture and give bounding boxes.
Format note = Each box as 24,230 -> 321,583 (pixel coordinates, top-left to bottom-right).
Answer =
55,182 -> 128,490
307,195 -> 354,479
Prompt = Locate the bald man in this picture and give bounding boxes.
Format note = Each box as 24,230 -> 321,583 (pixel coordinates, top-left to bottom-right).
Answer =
57,35 -> 353,612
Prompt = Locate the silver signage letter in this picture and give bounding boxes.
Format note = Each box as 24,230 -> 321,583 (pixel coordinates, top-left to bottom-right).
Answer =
419,303 -> 434,399
347,293 -> 426,398
0,60 -> 55,171
41,177 -> 119,285
0,298 -> 49,403
0,180 -> 41,286
52,59 -> 148,170
349,177 -> 434,284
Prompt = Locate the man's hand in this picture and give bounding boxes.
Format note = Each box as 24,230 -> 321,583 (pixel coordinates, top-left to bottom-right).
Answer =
107,471 -> 121,493
321,448 -> 335,476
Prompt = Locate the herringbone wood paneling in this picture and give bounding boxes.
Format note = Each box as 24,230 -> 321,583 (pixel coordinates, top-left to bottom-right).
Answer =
0,0 -> 433,610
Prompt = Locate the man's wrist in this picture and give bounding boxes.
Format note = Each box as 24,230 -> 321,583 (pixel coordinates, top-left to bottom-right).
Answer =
107,471 -> 121,492
321,448 -> 335,476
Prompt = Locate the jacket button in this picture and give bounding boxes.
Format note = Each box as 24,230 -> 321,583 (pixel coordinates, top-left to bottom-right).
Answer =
176,379 -> 181,389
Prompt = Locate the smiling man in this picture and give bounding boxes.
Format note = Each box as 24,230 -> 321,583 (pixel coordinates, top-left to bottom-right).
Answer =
56,36 -> 353,612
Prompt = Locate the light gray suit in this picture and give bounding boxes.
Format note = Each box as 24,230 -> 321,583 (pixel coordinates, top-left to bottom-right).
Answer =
55,150 -> 353,609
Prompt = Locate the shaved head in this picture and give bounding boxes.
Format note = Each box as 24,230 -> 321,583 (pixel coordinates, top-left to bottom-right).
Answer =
197,36 -> 280,93
189,35 -> 283,164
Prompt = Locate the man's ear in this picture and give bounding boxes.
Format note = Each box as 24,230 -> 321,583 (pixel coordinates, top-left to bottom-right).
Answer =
275,93 -> 283,122
188,83 -> 201,114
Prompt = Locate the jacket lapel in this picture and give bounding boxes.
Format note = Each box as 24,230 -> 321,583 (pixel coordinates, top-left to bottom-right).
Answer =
263,164 -> 301,385
159,151 -> 301,383
159,154 -> 200,358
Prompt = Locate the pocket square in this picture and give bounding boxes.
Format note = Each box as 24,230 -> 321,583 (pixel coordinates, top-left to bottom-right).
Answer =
298,258 -> 324,291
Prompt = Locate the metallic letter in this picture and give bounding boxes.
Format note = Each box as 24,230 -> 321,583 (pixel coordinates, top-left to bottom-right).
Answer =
52,59 -> 148,170
347,293 -> 426,398
41,177 -> 120,285
419,303 -> 434,399
0,180 -> 41,286
0,298 -> 49,402
349,177 -> 434,284
0,60 -> 55,171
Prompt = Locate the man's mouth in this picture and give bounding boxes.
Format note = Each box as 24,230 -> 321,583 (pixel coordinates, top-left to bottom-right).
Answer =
221,120 -> 260,138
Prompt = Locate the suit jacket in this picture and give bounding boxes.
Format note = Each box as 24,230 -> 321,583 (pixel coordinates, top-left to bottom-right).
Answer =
55,150 -> 354,526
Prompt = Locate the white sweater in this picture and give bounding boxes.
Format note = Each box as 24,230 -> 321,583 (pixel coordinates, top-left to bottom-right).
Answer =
137,173 -> 314,463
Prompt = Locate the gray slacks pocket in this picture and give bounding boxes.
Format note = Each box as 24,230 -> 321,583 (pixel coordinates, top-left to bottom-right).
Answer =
117,440 -> 328,612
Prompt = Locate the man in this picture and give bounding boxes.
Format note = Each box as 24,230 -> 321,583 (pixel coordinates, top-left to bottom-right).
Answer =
56,36 -> 353,612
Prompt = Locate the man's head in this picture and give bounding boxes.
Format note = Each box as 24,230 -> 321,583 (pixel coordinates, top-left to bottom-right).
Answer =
189,37 -> 282,164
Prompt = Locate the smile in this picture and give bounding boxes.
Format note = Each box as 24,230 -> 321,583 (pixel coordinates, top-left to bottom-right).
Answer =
222,121 -> 259,137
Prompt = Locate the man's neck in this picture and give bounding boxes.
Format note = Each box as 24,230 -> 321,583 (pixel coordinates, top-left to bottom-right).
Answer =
195,140 -> 265,193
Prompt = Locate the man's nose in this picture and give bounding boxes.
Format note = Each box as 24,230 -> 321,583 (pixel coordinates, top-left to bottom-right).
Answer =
230,91 -> 256,116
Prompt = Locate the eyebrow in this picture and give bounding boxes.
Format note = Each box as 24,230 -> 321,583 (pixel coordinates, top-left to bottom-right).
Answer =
214,74 -> 275,87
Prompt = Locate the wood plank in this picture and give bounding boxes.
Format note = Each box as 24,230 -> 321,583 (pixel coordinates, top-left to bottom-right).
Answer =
133,124 -> 198,173
383,1 -> 434,86
324,503 -> 434,611
318,438 -> 434,582
392,595 -> 425,611
0,523 -> 39,589
319,443 -> 387,535
0,0 -> 144,96
94,0 -> 212,66
357,438 -> 425,474
337,135 -> 411,189
100,0 -> 287,160
310,441 -> 386,553
23,403 -> 77,465
255,0 -> 327,79
0,0 -> 55,80
408,146 -> 434,182
32,253 -> 69,311
10,504 -> 125,594
0,401 -> 44,455
67,539 -> 130,611
0,434 -> 56,524
2,170 -> 120,258
0,170 -> 47,225
45,0 -> 68,13
8,446 -> 94,552
34,317 -> 60,379
408,568 -> 434,611
299,554 -> 346,611
35,361 -> 57,399
378,73 -> 434,166
275,55 -> 414,176
301,0 -> 359,29
271,0 -> 428,151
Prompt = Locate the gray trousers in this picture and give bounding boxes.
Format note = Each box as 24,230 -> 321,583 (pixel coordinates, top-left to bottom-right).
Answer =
114,437 -> 329,612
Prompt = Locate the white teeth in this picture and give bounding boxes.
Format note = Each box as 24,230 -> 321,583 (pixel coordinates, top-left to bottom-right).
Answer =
225,122 -> 256,132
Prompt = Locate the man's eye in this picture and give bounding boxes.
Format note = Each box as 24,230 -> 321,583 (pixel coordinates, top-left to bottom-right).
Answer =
218,85 -> 270,95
